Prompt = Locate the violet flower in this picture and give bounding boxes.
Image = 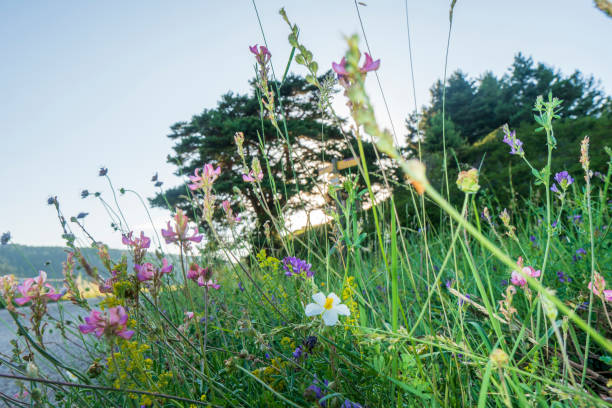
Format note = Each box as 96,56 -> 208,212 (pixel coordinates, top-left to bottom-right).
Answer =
283,256 -> 314,278
135,259 -> 173,282
79,306 -> 134,340
501,124 -> 524,155
122,231 -> 151,250
1,232 -> 10,245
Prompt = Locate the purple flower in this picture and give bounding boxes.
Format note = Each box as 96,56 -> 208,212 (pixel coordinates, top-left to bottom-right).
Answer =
292,346 -> 303,359
331,57 -> 348,80
529,235 -> 537,246
249,44 -> 271,65
458,294 -> 470,306
501,279 -> 508,287
76,212 -> 89,219
554,171 -> 574,189
98,167 -> 108,177
238,282 -> 244,292
1,232 -> 10,245
576,248 -> 587,256
81,189 -> 90,199
550,184 -> 559,193
552,221 -> 558,228
305,377 -> 329,406
282,256 -> 314,278
501,124 -> 524,155
556,270 -> 572,283
341,400 -> 363,408
303,335 -> 317,352
571,214 -> 582,224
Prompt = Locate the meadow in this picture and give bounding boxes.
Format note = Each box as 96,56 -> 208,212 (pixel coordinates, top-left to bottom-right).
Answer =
1,4 -> 612,408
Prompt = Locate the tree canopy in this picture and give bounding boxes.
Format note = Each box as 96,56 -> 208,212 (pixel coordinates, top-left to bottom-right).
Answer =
150,73 -> 381,231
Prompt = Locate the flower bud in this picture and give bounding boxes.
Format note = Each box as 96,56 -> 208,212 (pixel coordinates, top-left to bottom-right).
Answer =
490,349 -> 509,368
456,168 -> 480,194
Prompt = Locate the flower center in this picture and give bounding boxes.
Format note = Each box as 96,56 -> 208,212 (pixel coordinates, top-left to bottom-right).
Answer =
323,297 -> 334,310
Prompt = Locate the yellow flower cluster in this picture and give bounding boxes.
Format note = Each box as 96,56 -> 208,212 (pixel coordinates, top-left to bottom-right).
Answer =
106,340 -> 173,406
280,336 -> 296,351
341,276 -> 360,332
99,295 -> 124,310
256,249 -> 281,272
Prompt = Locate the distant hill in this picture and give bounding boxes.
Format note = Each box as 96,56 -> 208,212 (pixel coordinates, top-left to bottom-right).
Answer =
0,244 -> 127,280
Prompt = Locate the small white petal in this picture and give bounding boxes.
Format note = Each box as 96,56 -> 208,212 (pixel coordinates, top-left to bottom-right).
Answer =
322,309 -> 339,326
334,304 -> 350,316
305,303 -> 324,317
312,292 -> 326,306
328,292 -> 341,307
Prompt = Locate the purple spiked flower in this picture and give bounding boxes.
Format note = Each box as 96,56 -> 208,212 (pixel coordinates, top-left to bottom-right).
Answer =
282,256 -> 314,278
501,124 -> 524,155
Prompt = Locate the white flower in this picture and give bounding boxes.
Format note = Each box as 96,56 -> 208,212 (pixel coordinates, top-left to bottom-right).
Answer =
305,292 -> 350,326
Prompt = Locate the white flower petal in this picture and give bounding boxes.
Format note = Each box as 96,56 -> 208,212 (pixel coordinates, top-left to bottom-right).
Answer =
312,292 -> 326,306
334,304 -> 350,316
305,303 -> 324,317
328,292 -> 341,307
322,309 -> 339,326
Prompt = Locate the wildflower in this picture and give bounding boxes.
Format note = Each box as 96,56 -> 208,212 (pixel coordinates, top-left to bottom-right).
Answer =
304,377 -> 328,404
576,248 -> 587,256
456,168 -> 480,193
341,400 -> 363,408
552,171 -> 574,191
249,44 -> 271,65
490,349 -> 509,367
79,306 -> 135,340
501,124 -> 524,155
151,173 -> 158,182
556,271 -> 572,283
185,311 -> 194,320
98,167 -> 108,177
305,292 -> 350,326
234,132 -> 245,158
47,196 -> 56,206
580,136 -> 590,176
188,164 -> 221,191
161,209 -> 203,246
283,256 -> 314,278
81,190 -> 90,199
135,259 -> 173,282
588,272 -> 606,297
238,282 -> 245,292
14,271 -> 64,305
187,263 -> 220,289
292,346 -> 303,359
0,274 -> 17,310
122,231 -> 151,249
76,212 -> 88,219
529,235 -> 537,246
332,57 -> 348,80
499,285 -> 517,321
605,290 -> 612,302
1,232 -> 10,245
242,169 -> 263,182
510,261 -> 541,288
458,293 -> 471,306
222,200 -> 241,223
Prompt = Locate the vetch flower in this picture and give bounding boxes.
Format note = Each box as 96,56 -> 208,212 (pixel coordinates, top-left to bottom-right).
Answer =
122,231 -> 151,249
222,200 -> 241,223
188,164 -> 220,191
135,259 -> 172,282
79,306 -> 134,340
98,167 -> 108,177
510,262 -> 541,288
332,57 -> 348,80
187,263 -> 220,289
588,272 -> 606,297
81,189 -> 90,199
305,292 -> 350,326
249,44 -> 271,65
76,212 -> 88,219
242,170 -> 263,182
14,271 -> 64,305
161,209 -> 203,246
283,256 -> 314,278
554,171 -> 573,189
360,52 -> 380,73
501,124 -> 524,155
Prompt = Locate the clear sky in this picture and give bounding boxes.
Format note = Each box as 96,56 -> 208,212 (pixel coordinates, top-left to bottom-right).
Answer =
1,1 -> 611,249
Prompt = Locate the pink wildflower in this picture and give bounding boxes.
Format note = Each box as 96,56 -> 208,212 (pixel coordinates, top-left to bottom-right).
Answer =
604,290 -> 612,302
249,44 -> 271,65
332,57 -> 348,79
188,164 -> 221,191
222,200 -> 241,223
135,259 -> 173,282
79,306 -> 134,340
242,170 -> 263,182
360,53 -> 380,73
161,209 -> 203,246
588,272 -> 606,297
121,231 -> 151,249
185,311 -> 194,320
510,263 -> 540,288
187,263 -> 220,289
14,271 -> 64,305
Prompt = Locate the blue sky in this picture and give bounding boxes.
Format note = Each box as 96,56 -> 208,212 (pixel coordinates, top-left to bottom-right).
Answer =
1,1 -> 611,248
